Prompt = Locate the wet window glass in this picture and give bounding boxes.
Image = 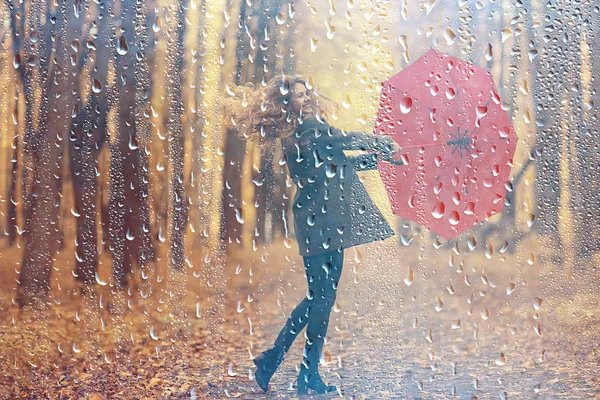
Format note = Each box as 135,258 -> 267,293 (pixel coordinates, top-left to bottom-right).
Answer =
0,0 -> 598,398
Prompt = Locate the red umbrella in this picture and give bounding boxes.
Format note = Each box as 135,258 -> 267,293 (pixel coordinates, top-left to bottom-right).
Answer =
375,49 -> 518,240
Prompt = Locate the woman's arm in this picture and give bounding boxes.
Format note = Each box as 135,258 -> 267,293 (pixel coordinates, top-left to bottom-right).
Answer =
297,116 -> 393,152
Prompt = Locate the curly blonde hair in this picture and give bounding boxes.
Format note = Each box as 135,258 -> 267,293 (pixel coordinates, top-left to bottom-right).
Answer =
223,75 -> 337,153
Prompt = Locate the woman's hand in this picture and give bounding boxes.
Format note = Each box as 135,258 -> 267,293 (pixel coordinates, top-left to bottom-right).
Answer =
378,136 -> 404,165
378,136 -> 401,154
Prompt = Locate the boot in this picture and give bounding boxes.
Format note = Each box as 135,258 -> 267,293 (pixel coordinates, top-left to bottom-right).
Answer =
297,362 -> 337,395
253,348 -> 284,392
297,337 -> 337,395
253,297 -> 311,393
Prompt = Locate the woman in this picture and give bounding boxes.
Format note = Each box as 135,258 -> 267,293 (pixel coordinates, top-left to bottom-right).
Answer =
224,75 -> 401,395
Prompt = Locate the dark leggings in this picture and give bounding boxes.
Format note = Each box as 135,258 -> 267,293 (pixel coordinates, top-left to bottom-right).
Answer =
272,248 -> 344,365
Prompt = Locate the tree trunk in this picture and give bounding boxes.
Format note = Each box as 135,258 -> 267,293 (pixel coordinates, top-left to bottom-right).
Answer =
220,0 -> 248,253
166,0 -> 189,271
17,0 -> 72,307
7,82 -> 19,246
110,0 -> 155,289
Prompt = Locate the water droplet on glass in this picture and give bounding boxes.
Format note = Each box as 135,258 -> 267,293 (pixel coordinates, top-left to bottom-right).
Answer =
150,326 -> 159,340
495,352 -> 506,366
342,95 -> 352,109
92,79 -> 102,94
95,272 -> 107,286
399,97 -> 413,114
432,202 -> 445,219
235,208 -> 244,224
501,28 -> 512,43
310,37 -> 318,52
117,36 -> 128,56
435,297 -> 444,312
449,210 -> 460,225
481,308 -> 490,320
443,29 -> 456,45
404,267 -> 414,286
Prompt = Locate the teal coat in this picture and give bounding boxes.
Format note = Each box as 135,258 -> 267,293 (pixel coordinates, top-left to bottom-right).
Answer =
281,116 -> 395,256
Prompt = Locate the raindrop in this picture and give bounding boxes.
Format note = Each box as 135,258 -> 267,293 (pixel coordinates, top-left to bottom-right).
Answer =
449,210 -> 460,225
228,364 -> 237,377
357,61 -> 368,72
485,242 -> 493,259
342,95 -> 352,109
533,297 -> 543,311
95,272 -> 107,286
425,329 -> 433,343
307,214 -> 316,226
150,326 -> 159,340
527,213 -> 536,227
501,29 -> 512,43
276,12 -> 286,24
153,16 -> 162,32
443,29 -> 456,45
117,36 -> 128,56
534,321 -> 542,336
464,238 -> 475,253
451,319 -> 461,329
400,97 -> 413,114
279,80 -> 290,95
400,233 -> 414,246
528,49 -> 538,62
481,308 -> 489,320
432,202 -> 445,219
235,208 -> 244,224
495,352 -> 506,366
126,228 -> 135,241
422,0 -> 437,15
158,227 -> 166,242
92,79 -> 103,94
434,297 -> 444,312
507,282 -> 516,295
484,43 -> 493,61
324,19 -> 336,39
310,38 -> 318,52
527,253 -> 535,265
404,267 -> 413,286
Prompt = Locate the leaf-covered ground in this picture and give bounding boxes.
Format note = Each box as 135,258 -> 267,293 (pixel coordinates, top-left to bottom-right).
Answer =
1,233 -> 599,399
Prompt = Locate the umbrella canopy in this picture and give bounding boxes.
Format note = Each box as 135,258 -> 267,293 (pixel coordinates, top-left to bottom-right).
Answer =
375,49 -> 518,240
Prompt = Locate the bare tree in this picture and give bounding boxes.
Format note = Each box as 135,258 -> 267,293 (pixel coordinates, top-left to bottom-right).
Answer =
16,0 -> 79,307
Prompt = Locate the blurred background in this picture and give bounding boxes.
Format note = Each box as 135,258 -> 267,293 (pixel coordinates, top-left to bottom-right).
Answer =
0,0 -> 599,398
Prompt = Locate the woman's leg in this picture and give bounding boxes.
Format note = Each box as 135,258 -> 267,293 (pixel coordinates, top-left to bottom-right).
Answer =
298,248 -> 344,392
271,250 -> 336,355
255,249 -> 343,393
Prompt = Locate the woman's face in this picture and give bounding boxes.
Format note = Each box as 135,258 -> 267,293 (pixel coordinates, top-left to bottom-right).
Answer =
289,83 -> 313,116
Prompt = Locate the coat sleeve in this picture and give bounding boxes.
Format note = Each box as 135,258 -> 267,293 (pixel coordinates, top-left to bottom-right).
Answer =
297,116 -> 393,152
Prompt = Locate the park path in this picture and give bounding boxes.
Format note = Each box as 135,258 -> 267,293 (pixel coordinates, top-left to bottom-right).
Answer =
216,235 -> 600,399
1,234 -> 599,399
